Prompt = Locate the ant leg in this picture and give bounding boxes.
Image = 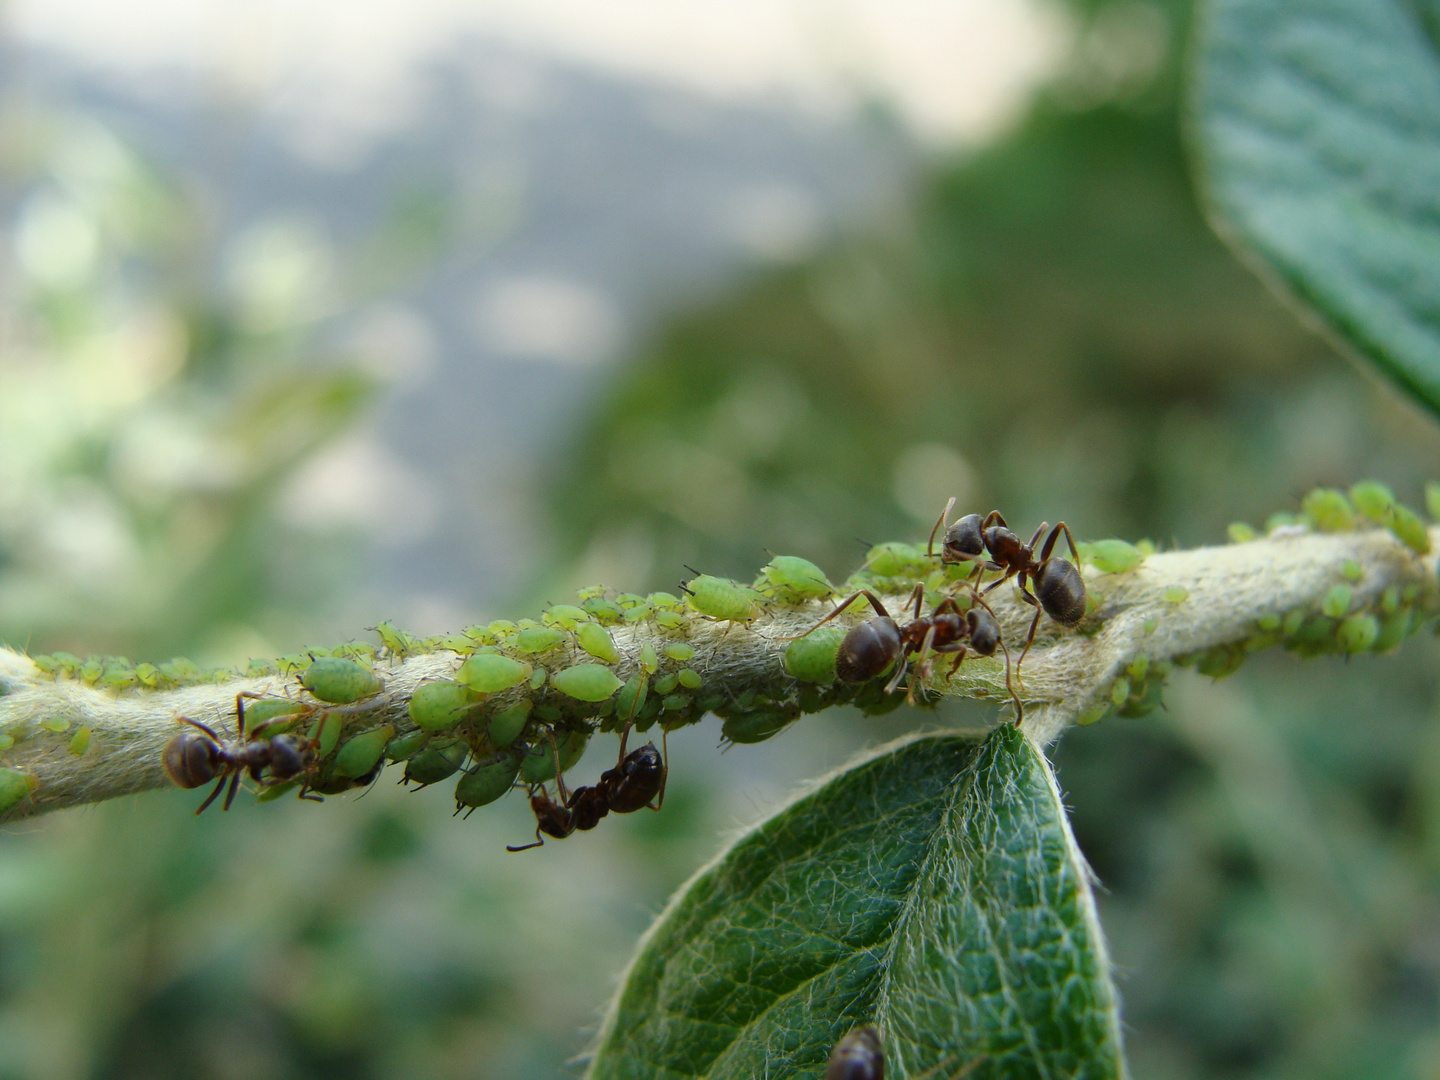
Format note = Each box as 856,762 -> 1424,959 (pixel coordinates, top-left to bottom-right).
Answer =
1016,592 -> 1044,674
545,731 -> 574,805
981,567 -> 1020,596
506,831 -> 545,853
945,645 -> 969,682
195,773 -> 229,815
927,497 -> 957,557
981,510 -> 1008,531
179,715 -> 223,742
648,727 -> 670,812
908,581 -> 927,621
1038,521 -> 1083,564
780,590 -> 892,641
1025,521 -> 1048,552
890,622 -> 937,697
221,770 -> 242,811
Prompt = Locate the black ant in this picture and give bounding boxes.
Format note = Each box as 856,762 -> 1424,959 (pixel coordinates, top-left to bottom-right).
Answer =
507,725 -> 668,852
930,500 -> 1088,672
161,694 -> 319,813
825,1025 -> 978,1080
789,582 -> 1021,721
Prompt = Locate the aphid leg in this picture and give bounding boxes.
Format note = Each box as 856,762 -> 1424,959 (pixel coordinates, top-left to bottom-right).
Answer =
780,590 -> 891,642
927,496 -> 957,557
546,729 -> 573,806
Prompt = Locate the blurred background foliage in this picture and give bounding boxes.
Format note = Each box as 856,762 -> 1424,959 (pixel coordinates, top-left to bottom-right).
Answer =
4,0 -> 1440,1078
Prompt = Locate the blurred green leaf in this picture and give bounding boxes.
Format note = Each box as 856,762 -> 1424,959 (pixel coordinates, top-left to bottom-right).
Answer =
587,726 -> 1124,1079
1193,0 -> 1440,418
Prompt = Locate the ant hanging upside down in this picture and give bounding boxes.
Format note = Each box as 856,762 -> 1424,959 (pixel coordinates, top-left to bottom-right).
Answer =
506,724 -> 668,852
161,694 -> 319,813
929,498 -> 1088,673
789,581 -> 1023,722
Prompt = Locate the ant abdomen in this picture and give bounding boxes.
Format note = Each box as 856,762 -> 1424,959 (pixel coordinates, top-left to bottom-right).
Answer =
162,730 -> 224,789
942,513 -> 985,563
1035,557 -> 1087,626
966,608 -> 1001,656
601,743 -> 664,813
836,617 -> 902,683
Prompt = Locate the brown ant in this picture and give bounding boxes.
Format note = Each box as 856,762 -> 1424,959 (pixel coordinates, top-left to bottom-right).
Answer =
825,1025 -> 979,1080
930,500 -> 1088,672
507,725 -> 668,852
161,694 -> 319,813
789,582 -> 1022,721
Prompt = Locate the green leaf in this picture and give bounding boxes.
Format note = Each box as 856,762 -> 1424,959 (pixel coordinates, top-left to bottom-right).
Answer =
586,727 -> 1124,1079
1193,0 -> 1440,418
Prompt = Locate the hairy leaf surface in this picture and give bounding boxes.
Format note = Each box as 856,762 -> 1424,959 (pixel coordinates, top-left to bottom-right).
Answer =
586,727 -> 1124,1079
1194,0 -> 1440,417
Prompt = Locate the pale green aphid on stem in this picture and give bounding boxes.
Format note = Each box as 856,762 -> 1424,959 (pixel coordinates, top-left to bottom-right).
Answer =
578,623 -> 621,664
242,697 -> 310,737
487,700 -> 531,748
519,730 -> 589,784
404,741 -> 469,788
756,555 -> 832,603
455,750 -> 523,813
0,768 -> 36,814
336,725 -> 395,778
552,664 -> 623,703
385,728 -> 431,762
684,575 -> 760,622
783,628 -> 843,685
1084,539 -> 1145,574
373,620 -> 416,658
513,627 -> 567,654
542,605 -> 591,631
301,657 -> 384,705
456,653 -> 531,694
410,681 -> 479,732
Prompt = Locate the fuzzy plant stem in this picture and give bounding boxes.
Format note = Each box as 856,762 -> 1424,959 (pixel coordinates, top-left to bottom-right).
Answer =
0,526 -> 1434,823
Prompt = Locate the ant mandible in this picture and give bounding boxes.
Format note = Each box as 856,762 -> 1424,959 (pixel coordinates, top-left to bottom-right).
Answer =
507,723 -> 668,852
789,582 -> 1022,721
930,499 -> 1087,672
161,694 -> 319,813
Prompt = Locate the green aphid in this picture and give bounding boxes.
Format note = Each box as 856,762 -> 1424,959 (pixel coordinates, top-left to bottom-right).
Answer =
385,729 -> 431,761
648,592 -> 683,612
1402,583 -> 1421,603
622,604 -> 654,624
662,642 -> 695,662
487,620 -> 519,639
40,717 -> 69,734
552,664 -> 623,703
100,663 -> 138,691
519,730 -> 589,784
534,703 -> 563,723
1086,539 -> 1144,574
1143,618 -> 1158,634
721,704 -> 800,745
1322,584 -> 1353,619
1077,702 -> 1109,726
529,666 -> 548,690
336,725 -> 395,779
1301,487 -> 1356,532
677,669 -> 703,690
616,593 -> 648,609
409,681 -> 478,732
512,626 -> 567,655
1288,615 -> 1339,656
581,597 -> 625,624
68,726 -> 92,756
487,700 -> 532,748
1162,587 -> 1189,604
654,610 -> 686,630
1350,481 -> 1396,523
1196,643 -> 1247,679
78,658 -> 103,685
577,623 -> 621,664
1381,586 -> 1402,615
1282,609 -> 1306,637
133,662 -> 161,688
0,768 -> 37,814
1373,608 -> 1414,652
1136,539 -> 1157,556
0,735 -> 13,752
1227,522 -> 1257,543
1110,678 -> 1131,707
313,712 -> 345,759
616,675 -> 649,726
1127,654 -> 1150,681
1265,512 -> 1300,533
541,605 -> 591,631
1427,482 -> 1440,522
301,656 -> 384,705
653,673 -> 680,696
577,585 -> 610,601
865,542 -> 927,578
374,620 -> 416,658
242,698 -> 309,737
255,780 -> 298,804
1388,503 -> 1431,554
430,634 -> 478,655
31,655 -> 59,676
403,739 -> 469,788
334,641 -> 379,661
783,628 -> 843,685
456,653 -> 531,694
1342,559 -> 1364,582
1256,613 -> 1283,632
276,654 -> 308,675
685,575 -> 760,622
1337,614 -> 1380,653
161,658 -> 201,683
245,659 -> 278,679
639,643 -> 659,674
662,693 -> 693,712
756,555 -> 833,603
462,624 -> 497,645
455,751 -> 523,813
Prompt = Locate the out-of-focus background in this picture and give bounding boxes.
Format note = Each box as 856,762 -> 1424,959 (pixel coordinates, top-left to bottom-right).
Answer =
3,1 -> 1440,1077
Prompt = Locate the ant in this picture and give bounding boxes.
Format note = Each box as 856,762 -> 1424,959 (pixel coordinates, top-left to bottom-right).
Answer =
826,1025 -> 979,1080
930,499 -> 1088,672
161,694 -> 319,813
507,724 -> 668,852
789,582 -> 1022,721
